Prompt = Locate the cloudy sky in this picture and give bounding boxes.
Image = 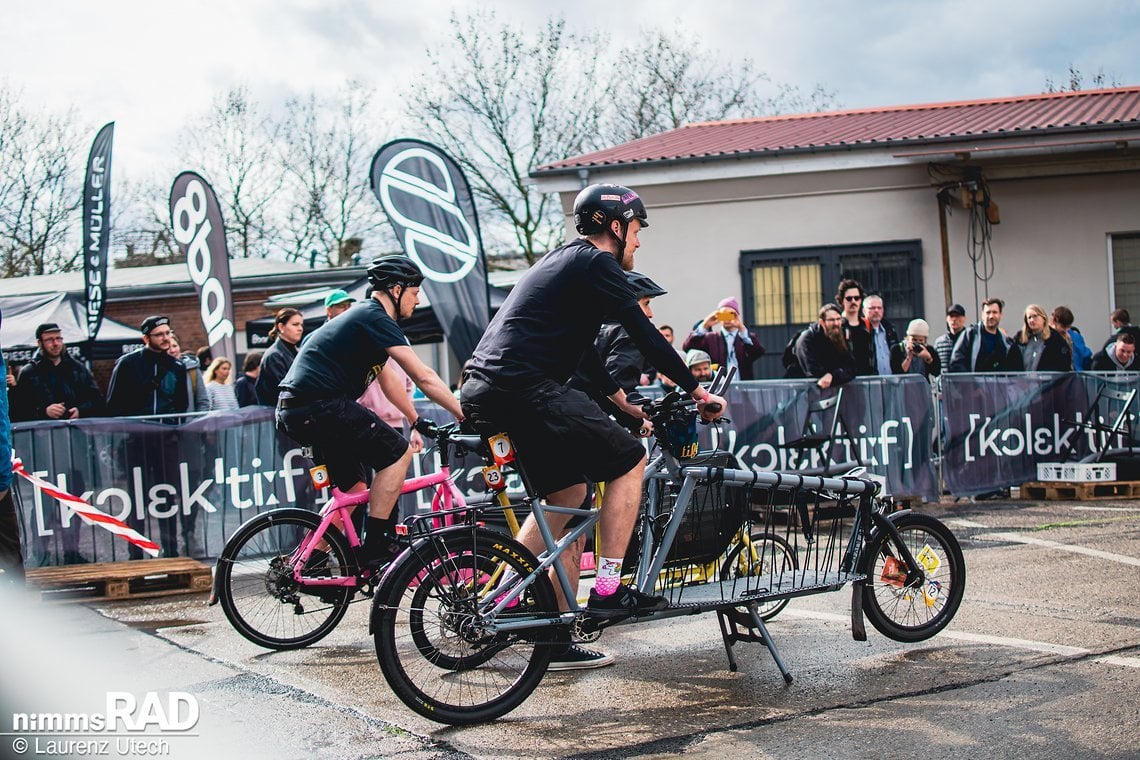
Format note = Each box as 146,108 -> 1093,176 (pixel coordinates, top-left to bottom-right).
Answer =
3,0 -> 1139,175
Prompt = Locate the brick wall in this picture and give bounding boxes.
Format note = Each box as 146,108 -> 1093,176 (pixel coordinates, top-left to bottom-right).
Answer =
91,287 -> 283,395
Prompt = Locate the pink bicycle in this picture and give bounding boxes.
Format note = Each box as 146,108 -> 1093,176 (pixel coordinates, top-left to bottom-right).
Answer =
213,420 -> 515,650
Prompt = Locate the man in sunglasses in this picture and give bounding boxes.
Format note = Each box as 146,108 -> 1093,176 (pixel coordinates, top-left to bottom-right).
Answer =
836,279 -> 874,376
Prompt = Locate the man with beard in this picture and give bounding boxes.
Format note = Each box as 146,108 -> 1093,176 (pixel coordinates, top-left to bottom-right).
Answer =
460,183 -> 726,669
792,304 -> 858,389
948,298 -> 1023,373
13,323 -> 104,421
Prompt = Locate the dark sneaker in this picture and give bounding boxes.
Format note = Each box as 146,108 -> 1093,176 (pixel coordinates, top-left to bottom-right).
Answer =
586,584 -> 668,619
547,645 -> 615,671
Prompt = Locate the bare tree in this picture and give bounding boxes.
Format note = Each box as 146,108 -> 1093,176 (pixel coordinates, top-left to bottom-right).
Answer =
0,85 -> 84,276
1044,64 -> 1121,93
279,82 -> 392,266
604,28 -> 836,144
112,174 -> 181,267
406,11 -> 609,264
408,13 -> 837,263
177,86 -> 284,258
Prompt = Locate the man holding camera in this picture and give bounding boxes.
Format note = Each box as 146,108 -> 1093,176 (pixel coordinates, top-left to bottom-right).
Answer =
12,323 -> 104,422
890,319 -> 941,381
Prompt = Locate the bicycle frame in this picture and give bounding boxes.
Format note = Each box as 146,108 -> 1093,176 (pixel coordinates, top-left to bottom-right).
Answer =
288,460 -> 472,589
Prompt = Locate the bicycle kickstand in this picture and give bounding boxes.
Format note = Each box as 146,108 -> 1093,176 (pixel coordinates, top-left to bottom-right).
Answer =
745,603 -> 794,685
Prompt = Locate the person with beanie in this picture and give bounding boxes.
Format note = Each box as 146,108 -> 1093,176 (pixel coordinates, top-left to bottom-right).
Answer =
890,318 -> 941,381
682,296 -> 765,379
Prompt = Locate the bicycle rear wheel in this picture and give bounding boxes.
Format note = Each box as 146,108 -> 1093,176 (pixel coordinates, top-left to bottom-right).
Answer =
373,530 -> 559,725
721,532 -> 798,624
861,512 -> 965,642
217,508 -> 354,650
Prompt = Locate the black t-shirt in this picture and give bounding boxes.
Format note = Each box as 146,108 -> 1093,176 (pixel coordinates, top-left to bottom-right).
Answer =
280,299 -> 409,400
467,239 -> 639,388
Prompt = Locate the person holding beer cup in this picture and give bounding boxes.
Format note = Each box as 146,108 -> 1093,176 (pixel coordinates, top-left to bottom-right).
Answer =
682,296 -> 765,380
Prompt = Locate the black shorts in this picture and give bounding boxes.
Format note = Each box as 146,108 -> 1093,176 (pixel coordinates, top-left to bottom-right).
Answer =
460,375 -> 646,496
276,397 -> 408,490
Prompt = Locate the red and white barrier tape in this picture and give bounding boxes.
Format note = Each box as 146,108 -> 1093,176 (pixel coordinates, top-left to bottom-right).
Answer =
11,456 -> 161,557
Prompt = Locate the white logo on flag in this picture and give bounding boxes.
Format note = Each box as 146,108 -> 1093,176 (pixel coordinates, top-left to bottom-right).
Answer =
378,147 -> 478,284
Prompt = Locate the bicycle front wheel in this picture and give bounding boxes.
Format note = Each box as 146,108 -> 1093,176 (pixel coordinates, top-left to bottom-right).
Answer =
861,512 -> 965,642
217,508 -> 354,650
374,530 -> 559,725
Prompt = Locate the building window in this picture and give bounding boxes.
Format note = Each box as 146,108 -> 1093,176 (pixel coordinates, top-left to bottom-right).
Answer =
741,240 -> 923,378
1111,233 -> 1140,318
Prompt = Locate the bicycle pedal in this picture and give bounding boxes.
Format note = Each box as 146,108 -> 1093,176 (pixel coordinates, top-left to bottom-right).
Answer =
571,616 -> 603,642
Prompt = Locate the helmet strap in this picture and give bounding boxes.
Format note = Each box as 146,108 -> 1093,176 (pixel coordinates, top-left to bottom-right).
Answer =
608,220 -> 629,267
379,284 -> 404,320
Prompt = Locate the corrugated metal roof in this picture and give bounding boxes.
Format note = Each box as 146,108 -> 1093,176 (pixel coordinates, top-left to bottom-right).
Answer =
0,258 -> 336,298
536,86 -> 1140,173
0,258 -> 529,300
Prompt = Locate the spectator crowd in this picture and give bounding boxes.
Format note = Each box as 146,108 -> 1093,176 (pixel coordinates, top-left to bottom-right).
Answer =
774,278 -> 1125,388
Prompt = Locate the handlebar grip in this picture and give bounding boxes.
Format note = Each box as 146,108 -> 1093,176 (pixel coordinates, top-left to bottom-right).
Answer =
703,402 -> 723,414
412,417 -> 438,438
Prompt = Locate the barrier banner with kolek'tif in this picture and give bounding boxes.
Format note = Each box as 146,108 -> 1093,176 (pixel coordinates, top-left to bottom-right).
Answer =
169,172 -> 236,363
82,122 -> 114,340
370,139 -> 490,363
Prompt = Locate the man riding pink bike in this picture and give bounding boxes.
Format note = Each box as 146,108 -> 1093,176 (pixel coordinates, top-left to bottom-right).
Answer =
276,255 -> 463,573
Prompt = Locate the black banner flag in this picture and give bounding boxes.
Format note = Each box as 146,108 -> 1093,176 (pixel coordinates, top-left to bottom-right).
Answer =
370,139 -> 490,363
169,172 -> 236,363
82,122 -> 114,340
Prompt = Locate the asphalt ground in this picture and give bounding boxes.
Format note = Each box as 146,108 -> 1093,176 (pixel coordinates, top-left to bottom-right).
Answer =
2,496 -> 1138,759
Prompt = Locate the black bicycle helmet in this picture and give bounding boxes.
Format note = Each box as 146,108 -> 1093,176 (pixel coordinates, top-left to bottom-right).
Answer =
573,183 -> 649,235
626,270 -> 667,299
367,255 -> 424,290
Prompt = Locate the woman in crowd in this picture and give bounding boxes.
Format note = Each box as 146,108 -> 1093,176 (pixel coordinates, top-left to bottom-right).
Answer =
204,357 -> 239,411
1016,303 -> 1072,371
255,308 -> 304,406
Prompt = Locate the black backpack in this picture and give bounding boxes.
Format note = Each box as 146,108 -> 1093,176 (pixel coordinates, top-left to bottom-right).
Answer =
782,326 -> 808,378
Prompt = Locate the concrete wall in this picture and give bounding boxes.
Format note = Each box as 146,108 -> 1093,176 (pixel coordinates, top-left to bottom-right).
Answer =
557,157 -> 1140,353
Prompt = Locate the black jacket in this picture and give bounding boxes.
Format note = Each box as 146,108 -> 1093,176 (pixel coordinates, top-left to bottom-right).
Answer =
947,323 -> 1024,373
793,323 -> 857,385
843,318 -> 875,376
12,350 -> 104,421
255,339 -> 299,407
1015,330 -> 1072,372
234,374 -> 259,407
106,347 -> 189,417
568,321 -> 650,429
1091,343 -> 1138,372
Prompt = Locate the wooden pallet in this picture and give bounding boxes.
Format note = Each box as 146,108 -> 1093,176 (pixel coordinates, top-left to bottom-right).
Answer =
1020,480 -> 1140,501
25,558 -> 212,602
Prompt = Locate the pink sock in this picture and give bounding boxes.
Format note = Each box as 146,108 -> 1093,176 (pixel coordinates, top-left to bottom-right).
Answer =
594,556 -> 622,596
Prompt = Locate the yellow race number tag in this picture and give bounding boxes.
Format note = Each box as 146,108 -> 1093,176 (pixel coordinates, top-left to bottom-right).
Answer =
916,545 -> 941,573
